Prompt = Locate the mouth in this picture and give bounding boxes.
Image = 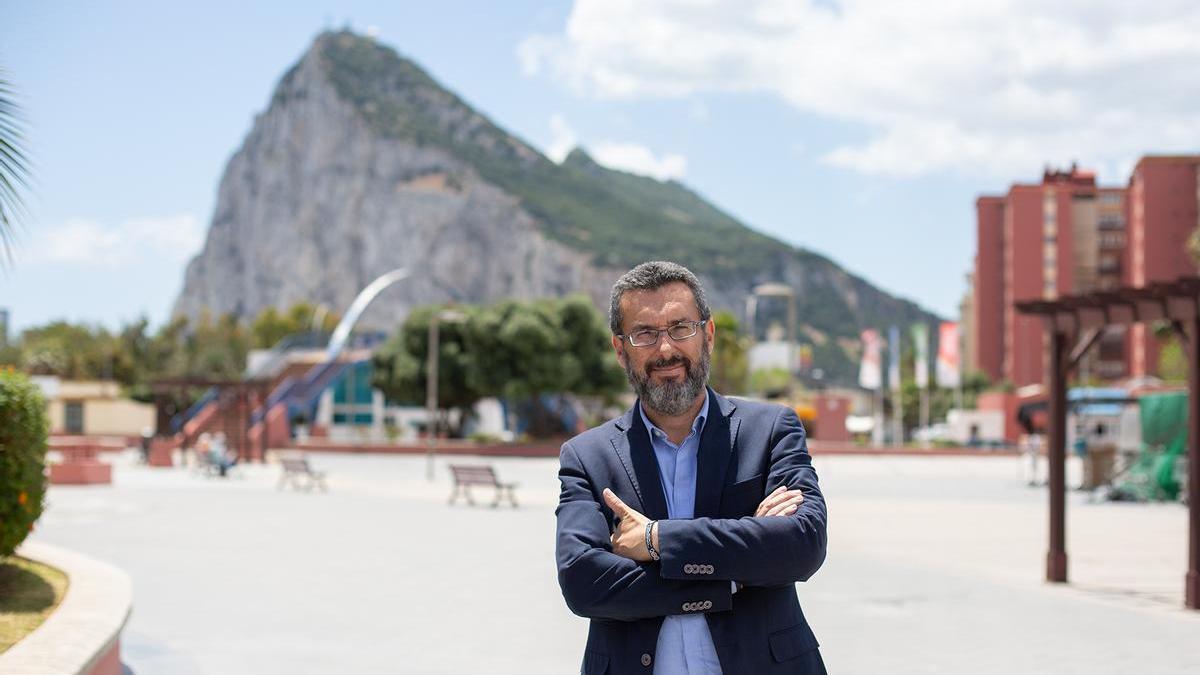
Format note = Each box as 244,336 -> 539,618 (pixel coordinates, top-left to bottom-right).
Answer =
649,363 -> 687,379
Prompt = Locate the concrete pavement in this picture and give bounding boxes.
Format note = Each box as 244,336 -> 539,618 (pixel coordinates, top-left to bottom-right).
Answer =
30,451 -> 1199,674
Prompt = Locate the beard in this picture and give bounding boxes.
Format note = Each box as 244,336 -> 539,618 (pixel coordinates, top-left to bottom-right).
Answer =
623,340 -> 711,417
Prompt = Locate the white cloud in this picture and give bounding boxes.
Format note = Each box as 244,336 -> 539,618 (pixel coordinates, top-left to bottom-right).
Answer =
544,115 -> 687,180
33,214 -> 203,267
519,0 -> 1200,179
591,141 -> 688,181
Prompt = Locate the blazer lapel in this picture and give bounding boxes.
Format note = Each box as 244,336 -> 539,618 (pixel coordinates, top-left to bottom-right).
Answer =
610,405 -> 670,521
694,389 -> 740,519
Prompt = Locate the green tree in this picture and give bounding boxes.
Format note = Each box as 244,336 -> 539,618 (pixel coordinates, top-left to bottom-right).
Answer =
372,305 -> 485,430
375,297 -> 624,438
750,367 -> 792,397
19,322 -> 117,380
1158,336 -> 1187,382
710,311 -> 749,394
252,302 -> 342,349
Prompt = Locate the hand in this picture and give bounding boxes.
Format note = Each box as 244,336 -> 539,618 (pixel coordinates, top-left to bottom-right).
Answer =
603,488 -> 653,561
754,485 -> 804,517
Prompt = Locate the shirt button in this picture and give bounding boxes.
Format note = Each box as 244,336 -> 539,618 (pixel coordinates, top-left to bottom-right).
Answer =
641,653 -> 653,667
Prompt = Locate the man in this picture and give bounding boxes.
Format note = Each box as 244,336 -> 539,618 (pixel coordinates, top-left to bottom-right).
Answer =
556,261 -> 828,674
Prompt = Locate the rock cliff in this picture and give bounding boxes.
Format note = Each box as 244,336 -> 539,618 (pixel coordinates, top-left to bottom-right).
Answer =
174,31 -> 940,382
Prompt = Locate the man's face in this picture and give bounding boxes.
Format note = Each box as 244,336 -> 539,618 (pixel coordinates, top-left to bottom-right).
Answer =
612,281 -> 715,416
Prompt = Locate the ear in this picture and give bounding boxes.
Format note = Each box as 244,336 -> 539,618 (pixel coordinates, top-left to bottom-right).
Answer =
612,335 -> 628,368
704,318 -> 716,354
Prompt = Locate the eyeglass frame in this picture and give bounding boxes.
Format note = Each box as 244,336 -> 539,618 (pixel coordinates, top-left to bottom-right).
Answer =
615,319 -> 709,348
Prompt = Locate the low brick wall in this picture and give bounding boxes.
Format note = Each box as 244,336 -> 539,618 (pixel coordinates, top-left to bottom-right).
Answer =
0,542 -> 132,675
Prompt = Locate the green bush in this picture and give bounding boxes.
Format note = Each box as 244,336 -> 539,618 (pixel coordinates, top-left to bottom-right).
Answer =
0,370 -> 49,557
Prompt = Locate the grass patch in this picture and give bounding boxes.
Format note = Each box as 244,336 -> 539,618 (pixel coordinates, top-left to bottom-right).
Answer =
0,556 -> 69,653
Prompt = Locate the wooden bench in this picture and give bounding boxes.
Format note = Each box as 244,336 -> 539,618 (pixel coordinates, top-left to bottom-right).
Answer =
448,464 -> 518,508
277,454 -> 328,492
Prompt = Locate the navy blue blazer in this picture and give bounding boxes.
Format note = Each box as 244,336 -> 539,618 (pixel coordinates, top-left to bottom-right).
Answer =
556,388 -> 828,674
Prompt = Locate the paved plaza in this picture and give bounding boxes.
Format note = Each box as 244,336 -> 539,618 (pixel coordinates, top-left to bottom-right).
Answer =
32,450 -> 1199,674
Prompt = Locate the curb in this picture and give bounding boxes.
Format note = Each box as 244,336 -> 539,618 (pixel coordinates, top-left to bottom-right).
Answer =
0,542 -> 132,675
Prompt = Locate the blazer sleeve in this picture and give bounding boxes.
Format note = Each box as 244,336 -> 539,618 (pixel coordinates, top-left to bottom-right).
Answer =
556,441 -> 733,621
655,407 -> 828,586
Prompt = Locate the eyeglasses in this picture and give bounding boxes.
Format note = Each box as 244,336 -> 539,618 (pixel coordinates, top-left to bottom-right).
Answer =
617,319 -> 707,347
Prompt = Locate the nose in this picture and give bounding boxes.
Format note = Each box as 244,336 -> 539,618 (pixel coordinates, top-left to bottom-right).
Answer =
656,335 -> 680,359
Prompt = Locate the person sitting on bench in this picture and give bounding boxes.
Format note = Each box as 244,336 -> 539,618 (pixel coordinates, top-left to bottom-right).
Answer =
209,432 -> 238,477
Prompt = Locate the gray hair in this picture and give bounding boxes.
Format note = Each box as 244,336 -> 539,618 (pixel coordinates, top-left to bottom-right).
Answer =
609,261 -> 711,335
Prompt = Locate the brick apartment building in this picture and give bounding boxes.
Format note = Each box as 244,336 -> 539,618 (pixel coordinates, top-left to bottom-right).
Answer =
970,156 -> 1200,388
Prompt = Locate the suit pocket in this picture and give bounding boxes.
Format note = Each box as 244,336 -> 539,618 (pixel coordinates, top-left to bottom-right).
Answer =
720,473 -> 764,516
581,649 -> 609,674
769,623 -> 820,662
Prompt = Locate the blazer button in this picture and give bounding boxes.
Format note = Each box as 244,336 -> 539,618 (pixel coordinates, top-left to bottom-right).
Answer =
684,564 -> 694,573
641,653 -> 653,667
705,564 -> 714,574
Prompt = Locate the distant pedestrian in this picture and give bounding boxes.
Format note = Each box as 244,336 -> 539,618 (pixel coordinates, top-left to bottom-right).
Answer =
210,432 -> 238,477
1023,433 -> 1043,486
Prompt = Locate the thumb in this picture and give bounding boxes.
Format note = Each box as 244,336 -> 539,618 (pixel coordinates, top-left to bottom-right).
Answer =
603,488 -> 629,517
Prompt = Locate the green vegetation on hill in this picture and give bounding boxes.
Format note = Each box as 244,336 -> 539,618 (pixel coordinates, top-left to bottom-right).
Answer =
310,31 -> 938,384
317,31 -> 807,281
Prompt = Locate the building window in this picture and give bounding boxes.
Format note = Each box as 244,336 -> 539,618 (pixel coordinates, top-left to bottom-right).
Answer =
65,401 -> 84,434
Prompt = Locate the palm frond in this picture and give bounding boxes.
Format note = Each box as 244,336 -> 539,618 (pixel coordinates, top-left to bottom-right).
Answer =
0,69 -> 32,267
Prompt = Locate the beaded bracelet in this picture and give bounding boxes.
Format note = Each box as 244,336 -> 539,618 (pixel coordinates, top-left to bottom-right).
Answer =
646,521 -> 661,561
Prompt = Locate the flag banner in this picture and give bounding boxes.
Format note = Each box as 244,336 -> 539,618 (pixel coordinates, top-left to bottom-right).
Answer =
936,322 -> 961,388
911,323 -> 929,389
858,329 -> 882,390
888,326 -> 901,392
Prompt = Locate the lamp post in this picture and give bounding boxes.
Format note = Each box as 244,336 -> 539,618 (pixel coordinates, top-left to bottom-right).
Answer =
426,308 -> 466,480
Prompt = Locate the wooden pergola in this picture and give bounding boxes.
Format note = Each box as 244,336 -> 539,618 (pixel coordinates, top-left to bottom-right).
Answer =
151,377 -> 274,463
1016,277 -> 1200,610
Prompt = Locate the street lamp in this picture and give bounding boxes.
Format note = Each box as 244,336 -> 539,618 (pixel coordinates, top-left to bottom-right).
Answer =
426,308 -> 466,480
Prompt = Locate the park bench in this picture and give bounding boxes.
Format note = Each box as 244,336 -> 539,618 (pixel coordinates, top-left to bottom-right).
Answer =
448,464 -> 518,508
277,453 -> 328,492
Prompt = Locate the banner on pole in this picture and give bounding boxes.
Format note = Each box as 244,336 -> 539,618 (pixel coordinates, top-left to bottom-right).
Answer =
888,326 -> 901,392
911,323 -> 929,389
936,322 -> 961,388
858,329 -> 882,390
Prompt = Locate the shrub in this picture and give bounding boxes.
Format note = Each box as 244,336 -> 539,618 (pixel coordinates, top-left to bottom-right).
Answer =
0,370 -> 49,557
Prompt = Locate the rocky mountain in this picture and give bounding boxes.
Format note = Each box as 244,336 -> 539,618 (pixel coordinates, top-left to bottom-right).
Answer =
174,30 -> 941,383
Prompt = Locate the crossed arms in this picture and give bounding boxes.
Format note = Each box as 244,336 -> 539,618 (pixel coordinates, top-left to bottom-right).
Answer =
555,408 -> 827,622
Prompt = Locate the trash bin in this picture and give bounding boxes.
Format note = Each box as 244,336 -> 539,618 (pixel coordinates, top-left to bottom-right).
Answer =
1082,444 -> 1116,489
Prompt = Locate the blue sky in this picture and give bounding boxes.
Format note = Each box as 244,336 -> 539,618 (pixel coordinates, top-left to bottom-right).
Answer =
3,1 -> 1198,334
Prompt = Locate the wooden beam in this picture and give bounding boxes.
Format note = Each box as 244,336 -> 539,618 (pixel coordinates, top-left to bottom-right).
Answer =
1068,327 -> 1104,371
1047,329 -> 1069,583
1135,297 -> 1168,322
1168,295 -> 1198,321
1054,310 -> 1077,334
1188,317 -> 1200,609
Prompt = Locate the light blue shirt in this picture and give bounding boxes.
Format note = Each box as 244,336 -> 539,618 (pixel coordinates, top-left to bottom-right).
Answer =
639,396 -> 723,675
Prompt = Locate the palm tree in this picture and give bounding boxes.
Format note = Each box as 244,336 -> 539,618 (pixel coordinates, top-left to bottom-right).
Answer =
0,70 -> 32,266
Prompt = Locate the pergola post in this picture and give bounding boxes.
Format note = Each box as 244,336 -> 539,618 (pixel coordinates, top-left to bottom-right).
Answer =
1047,327 -> 1069,583
1187,317 -> 1200,609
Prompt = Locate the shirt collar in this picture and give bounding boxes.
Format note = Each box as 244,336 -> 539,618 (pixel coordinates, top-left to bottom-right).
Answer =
638,391 -> 710,446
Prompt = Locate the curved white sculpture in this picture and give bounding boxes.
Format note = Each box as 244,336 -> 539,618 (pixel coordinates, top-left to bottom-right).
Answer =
326,268 -> 411,360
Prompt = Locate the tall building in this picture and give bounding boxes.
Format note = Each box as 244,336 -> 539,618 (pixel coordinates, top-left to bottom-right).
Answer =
1128,155 -> 1200,377
972,197 -> 1005,383
972,166 -> 1128,388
